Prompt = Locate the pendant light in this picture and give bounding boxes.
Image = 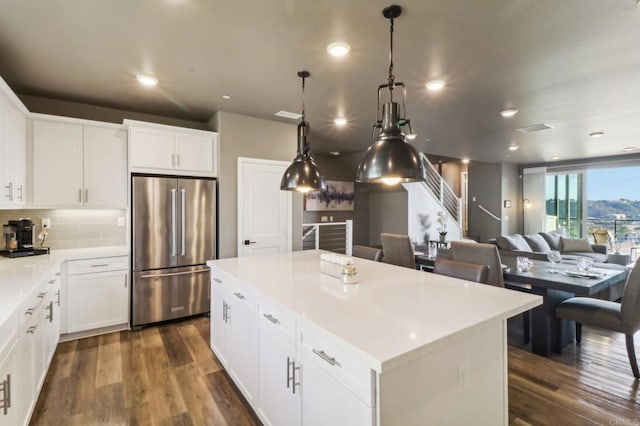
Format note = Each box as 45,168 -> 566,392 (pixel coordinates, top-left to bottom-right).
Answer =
356,5 -> 426,185
280,71 -> 328,193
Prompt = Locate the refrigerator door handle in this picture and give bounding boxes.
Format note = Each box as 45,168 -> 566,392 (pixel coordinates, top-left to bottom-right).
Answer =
171,188 -> 177,257
181,188 -> 186,256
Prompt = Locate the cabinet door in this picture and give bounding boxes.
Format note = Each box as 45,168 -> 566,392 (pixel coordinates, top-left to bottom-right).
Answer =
32,121 -> 84,206
18,321 -> 43,424
0,93 -> 7,206
175,133 -> 213,172
210,283 -> 231,368
0,340 -> 19,426
300,354 -> 373,426
229,291 -> 258,406
129,127 -> 175,170
83,126 -> 127,207
66,270 -> 129,333
3,102 -> 26,206
257,327 -> 300,426
43,277 -> 61,366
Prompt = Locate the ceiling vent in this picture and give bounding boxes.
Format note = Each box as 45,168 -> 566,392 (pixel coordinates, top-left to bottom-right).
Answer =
517,123 -> 553,133
275,110 -> 302,120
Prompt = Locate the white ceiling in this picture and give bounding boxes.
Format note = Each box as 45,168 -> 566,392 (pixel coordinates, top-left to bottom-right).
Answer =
1,0 -> 639,164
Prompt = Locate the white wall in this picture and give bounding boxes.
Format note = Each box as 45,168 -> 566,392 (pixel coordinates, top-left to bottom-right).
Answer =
404,182 -> 461,245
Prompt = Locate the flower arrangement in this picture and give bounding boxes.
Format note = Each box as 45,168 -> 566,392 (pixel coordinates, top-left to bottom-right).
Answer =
436,211 -> 447,234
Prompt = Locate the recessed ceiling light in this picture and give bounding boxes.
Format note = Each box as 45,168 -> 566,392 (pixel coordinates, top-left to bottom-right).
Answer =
136,74 -> 158,87
425,80 -> 446,91
589,131 -> 605,138
334,117 -> 347,126
623,147 -> 637,152
551,156 -> 560,160
500,108 -> 518,118
222,94 -> 232,100
329,151 -> 341,156
327,42 -> 351,57
508,145 -> 519,151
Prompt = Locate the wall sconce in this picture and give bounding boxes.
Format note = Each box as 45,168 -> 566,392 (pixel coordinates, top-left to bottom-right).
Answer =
503,200 -> 512,208
523,199 -> 531,209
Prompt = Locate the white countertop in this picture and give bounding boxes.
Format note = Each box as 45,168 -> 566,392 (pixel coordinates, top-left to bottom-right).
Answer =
0,246 -> 129,329
208,250 -> 542,372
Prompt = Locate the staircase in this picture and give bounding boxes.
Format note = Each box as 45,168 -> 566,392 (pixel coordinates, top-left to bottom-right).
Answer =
403,153 -> 463,244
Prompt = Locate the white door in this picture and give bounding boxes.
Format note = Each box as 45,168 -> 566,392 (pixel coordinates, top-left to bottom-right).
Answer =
32,120 -> 84,206
83,126 -> 127,207
66,270 -> 129,333
175,133 -> 213,173
238,158 -> 292,257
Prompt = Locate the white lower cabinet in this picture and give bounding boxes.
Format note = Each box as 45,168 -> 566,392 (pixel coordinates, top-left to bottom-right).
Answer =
210,266 -> 374,426
210,271 -> 258,405
0,333 -> 19,426
65,256 -> 129,334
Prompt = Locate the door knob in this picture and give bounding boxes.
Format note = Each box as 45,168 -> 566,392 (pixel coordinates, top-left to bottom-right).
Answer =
243,240 -> 257,245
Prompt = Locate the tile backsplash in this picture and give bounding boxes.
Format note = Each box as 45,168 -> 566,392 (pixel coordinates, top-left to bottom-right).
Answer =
0,209 -> 127,250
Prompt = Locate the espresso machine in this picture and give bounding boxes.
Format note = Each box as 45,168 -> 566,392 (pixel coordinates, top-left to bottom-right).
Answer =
1,219 -> 50,258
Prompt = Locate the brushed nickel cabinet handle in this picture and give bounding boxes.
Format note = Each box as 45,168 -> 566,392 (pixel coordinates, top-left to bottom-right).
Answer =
312,349 -> 337,366
85,188 -> 88,203
17,185 -> 23,201
233,292 -> 245,300
25,308 -> 34,316
291,361 -> 300,394
213,278 -> 223,284
27,325 -> 38,334
0,373 -> 11,414
177,154 -> 180,167
78,188 -> 82,203
263,313 -> 280,325
55,290 -> 61,306
90,264 -> 109,268
4,182 -> 13,201
38,292 -> 46,299
286,356 -> 293,388
171,153 -> 175,167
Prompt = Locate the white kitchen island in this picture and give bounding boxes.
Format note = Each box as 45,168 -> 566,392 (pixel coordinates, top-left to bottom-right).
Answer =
207,250 -> 541,426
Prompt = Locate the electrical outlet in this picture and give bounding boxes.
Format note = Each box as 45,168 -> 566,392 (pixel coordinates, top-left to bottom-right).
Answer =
117,217 -> 126,227
42,218 -> 51,230
329,216 -> 333,221
321,216 -> 328,222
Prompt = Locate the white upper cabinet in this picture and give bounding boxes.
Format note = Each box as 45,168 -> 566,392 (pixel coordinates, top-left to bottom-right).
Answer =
32,117 -> 127,208
126,120 -> 217,176
0,77 -> 28,208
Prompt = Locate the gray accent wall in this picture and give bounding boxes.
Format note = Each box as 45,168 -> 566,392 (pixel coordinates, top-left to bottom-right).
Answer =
501,163 -> 522,235
208,111 -> 303,259
468,161 -> 502,242
368,191 -> 408,246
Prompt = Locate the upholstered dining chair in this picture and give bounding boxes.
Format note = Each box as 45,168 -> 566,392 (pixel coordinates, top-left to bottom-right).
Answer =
380,233 -> 416,269
433,257 -> 489,284
451,241 -> 531,342
555,260 -> 640,378
351,245 -> 383,262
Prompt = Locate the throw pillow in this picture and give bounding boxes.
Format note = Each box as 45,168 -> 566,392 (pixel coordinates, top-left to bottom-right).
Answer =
524,234 -> 552,253
495,234 -> 531,251
539,231 -> 563,251
561,237 -> 593,253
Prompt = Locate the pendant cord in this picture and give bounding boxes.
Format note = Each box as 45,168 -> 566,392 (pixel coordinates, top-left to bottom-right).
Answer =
388,17 -> 395,102
301,75 -> 306,121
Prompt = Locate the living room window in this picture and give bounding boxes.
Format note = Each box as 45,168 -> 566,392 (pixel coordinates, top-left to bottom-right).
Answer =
545,173 -> 583,238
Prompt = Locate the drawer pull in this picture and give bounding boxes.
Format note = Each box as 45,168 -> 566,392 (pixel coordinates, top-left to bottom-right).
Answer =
48,279 -> 56,285
213,278 -> 223,284
233,292 -> 245,300
263,313 -> 280,325
25,308 -> 34,316
90,264 -> 110,268
312,349 -> 337,366
27,325 -> 38,334
37,292 -> 46,299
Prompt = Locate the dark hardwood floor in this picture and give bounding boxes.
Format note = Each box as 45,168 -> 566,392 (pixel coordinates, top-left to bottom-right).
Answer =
31,316 -> 639,425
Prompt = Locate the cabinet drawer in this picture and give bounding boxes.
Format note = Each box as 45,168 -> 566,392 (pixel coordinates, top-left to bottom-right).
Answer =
299,323 -> 374,407
19,284 -> 49,329
67,256 -> 128,275
258,297 -> 296,346
211,267 -> 233,293
0,311 -> 18,358
230,280 -> 257,311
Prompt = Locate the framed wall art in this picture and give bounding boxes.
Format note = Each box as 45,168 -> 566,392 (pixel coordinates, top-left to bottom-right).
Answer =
305,180 -> 355,211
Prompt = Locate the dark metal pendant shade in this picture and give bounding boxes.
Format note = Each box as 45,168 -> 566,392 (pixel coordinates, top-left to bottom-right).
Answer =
356,103 -> 425,184
356,4 -> 426,185
280,71 -> 327,193
280,120 -> 328,193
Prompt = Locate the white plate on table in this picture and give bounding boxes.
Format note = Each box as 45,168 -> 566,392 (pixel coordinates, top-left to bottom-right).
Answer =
564,269 -> 603,279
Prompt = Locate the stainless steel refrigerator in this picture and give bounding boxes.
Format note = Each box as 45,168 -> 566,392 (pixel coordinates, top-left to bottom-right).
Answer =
131,175 -> 216,327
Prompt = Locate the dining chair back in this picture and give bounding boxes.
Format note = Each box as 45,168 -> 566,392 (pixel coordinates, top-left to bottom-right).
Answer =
380,233 -> 416,269
433,258 -> 489,284
351,245 -> 383,262
451,241 -> 504,287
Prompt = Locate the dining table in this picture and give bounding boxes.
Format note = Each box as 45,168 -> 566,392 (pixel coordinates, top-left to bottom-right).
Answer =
501,258 -> 628,356
415,254 -> 629,356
